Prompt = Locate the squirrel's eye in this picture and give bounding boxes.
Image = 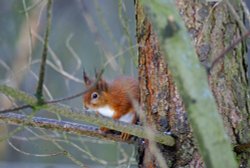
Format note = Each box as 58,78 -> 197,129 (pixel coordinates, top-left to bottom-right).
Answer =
91,92 -> 99,100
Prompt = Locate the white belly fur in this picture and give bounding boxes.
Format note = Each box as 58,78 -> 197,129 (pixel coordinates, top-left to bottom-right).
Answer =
96,106 -> 115,118
96,106 -> 134,123
119,112 -> 134,123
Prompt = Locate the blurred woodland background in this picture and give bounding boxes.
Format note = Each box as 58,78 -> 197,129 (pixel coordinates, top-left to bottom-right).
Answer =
0,0 -> 138,167
1,0 -> 250,168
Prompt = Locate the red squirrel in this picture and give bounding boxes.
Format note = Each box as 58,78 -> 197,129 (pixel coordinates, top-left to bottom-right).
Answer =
82,71 -> 139,140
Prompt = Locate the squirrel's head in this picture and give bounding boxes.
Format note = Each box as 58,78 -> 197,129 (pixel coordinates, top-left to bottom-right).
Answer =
82,70 -> 109,110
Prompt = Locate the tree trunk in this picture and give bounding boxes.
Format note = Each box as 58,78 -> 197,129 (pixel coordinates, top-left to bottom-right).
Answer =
136,1 -> 249,167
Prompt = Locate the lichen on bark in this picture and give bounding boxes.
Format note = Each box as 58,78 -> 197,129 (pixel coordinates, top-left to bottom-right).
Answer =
136,0 -> 248,167
176,0 -> 250,167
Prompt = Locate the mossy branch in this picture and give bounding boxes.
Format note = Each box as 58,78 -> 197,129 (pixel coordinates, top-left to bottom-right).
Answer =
0,112 -> 132,144
141,0 -> 238,168
0,84 -> 175,146
35,0 -> 52,103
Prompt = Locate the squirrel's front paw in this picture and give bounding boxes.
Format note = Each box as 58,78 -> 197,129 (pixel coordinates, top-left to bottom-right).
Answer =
99,127 -> 109,133
121,132 -> 131,140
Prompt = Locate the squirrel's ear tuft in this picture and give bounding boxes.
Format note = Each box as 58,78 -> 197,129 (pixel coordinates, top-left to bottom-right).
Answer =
94,68 -> 107,91
97,79 -> 108,92
83,69 -> 92,86
94,68 -> 98,79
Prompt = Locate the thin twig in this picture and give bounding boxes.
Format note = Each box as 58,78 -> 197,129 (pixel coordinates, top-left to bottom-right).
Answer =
35,0 -> 52,103
0,104 -> 32,114
241,1 -> 250,25
208,31 -> 250,73
225,0 -> 248,34
29,126 -> 109,166
20,0 -> 44,13
32,31 -> 63,69
22,0 -> 33,65
118,0 -> 137,61
8,139 -> 65,157
234,142 -> 250,153
45,68 -> 104,104
78,0 -> 120,72
45,90 -> 86,104
65,33 -> 82,74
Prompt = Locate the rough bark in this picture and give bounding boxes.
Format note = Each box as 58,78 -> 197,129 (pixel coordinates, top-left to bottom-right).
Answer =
136,0 -> 249,167
177,1 -> 250,167
135,1 -> 192,167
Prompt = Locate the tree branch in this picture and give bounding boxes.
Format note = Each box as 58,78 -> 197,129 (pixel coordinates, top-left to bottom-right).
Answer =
0,104 -> 32,113
142,0 -> 238,167
0,84 -> 175,146
0,112 -> 131,144
208,31 -> 250,74
35,0 -> 52,103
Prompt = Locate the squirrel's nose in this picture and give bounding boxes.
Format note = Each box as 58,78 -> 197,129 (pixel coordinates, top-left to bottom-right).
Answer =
84,105 -> 89,110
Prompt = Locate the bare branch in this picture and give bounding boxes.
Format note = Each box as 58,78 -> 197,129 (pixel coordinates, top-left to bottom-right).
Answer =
234,142 -> 250,153
8,139 -> 65,157
208,31 -> 250,73
225,0 -> 248,34
0,104 -> 32,113
35,0 -> 52,102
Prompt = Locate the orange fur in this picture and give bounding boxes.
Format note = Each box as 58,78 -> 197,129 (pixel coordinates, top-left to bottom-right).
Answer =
83,73 -> 139,140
